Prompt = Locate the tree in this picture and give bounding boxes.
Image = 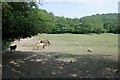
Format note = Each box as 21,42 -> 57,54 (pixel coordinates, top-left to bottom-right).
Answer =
2,2 -> 39,41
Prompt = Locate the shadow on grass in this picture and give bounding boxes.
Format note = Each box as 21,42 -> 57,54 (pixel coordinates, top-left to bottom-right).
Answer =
2,51 -> 119,78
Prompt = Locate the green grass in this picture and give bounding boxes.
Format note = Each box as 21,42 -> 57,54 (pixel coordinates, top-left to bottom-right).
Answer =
35,33 -> 118,61
3,33 -> 119,78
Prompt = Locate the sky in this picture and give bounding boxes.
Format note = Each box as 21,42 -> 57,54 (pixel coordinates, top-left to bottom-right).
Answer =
36,0 -> 119,18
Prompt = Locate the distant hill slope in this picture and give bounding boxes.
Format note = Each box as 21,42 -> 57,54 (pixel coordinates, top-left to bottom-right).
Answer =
80,13 -> 118,33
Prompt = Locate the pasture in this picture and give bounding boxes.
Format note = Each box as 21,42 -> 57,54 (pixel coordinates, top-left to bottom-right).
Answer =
35,33 -> 118,61
2,33 -> 119,78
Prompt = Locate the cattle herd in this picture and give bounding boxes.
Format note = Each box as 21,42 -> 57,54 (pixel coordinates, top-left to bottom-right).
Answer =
9,39 -> 50,52
32,39 -> 50,50
9,39 -> 93,53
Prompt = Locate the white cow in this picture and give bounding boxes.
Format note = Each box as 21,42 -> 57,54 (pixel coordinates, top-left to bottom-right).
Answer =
33,42 -> 46,50
87,48 -> 93,53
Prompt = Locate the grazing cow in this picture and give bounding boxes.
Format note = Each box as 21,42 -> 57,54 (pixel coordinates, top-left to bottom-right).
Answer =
10,45 -> 17,51
33,42 -> 46,50
40,39 -> 50,46
87,48 -> 93,53
75,42 -> 78,45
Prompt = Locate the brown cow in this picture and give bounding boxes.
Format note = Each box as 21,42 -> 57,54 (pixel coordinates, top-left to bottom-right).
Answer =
40,39 -> 50,46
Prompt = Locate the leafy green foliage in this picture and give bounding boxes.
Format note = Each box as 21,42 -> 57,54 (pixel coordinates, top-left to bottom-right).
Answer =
2,2 -> 39,41
80,13 -> 118,34
2,2 -> 118,42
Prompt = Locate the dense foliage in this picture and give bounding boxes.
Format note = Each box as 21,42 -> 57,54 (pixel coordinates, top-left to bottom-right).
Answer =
2,2 -> 39,41
33,10 -> 118,34
2,2 -> 119,42
48,13 -> 118,34
80,14 -> 118,34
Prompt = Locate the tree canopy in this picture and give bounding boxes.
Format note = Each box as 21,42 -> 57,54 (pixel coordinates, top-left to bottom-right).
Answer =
2,2 -> 39,41
2,2 -> 119,42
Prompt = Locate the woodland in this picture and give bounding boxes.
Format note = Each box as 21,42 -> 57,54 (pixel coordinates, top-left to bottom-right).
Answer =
2,2 -> 119,49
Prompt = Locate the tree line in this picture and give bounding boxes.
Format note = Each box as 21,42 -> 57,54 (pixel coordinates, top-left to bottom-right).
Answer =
46,13 -> 118,34
2,2 -> 119,45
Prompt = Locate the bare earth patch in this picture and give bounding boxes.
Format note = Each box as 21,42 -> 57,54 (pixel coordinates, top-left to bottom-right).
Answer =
56,58 -> 77,63
2,51 -> 119,78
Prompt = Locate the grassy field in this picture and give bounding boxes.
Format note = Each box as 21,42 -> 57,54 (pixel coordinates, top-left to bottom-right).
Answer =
35,33 -> 118,61
2,33 -> 119,78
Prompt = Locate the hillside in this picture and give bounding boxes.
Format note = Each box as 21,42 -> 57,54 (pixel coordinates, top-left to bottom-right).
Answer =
80,13 -> 118,33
